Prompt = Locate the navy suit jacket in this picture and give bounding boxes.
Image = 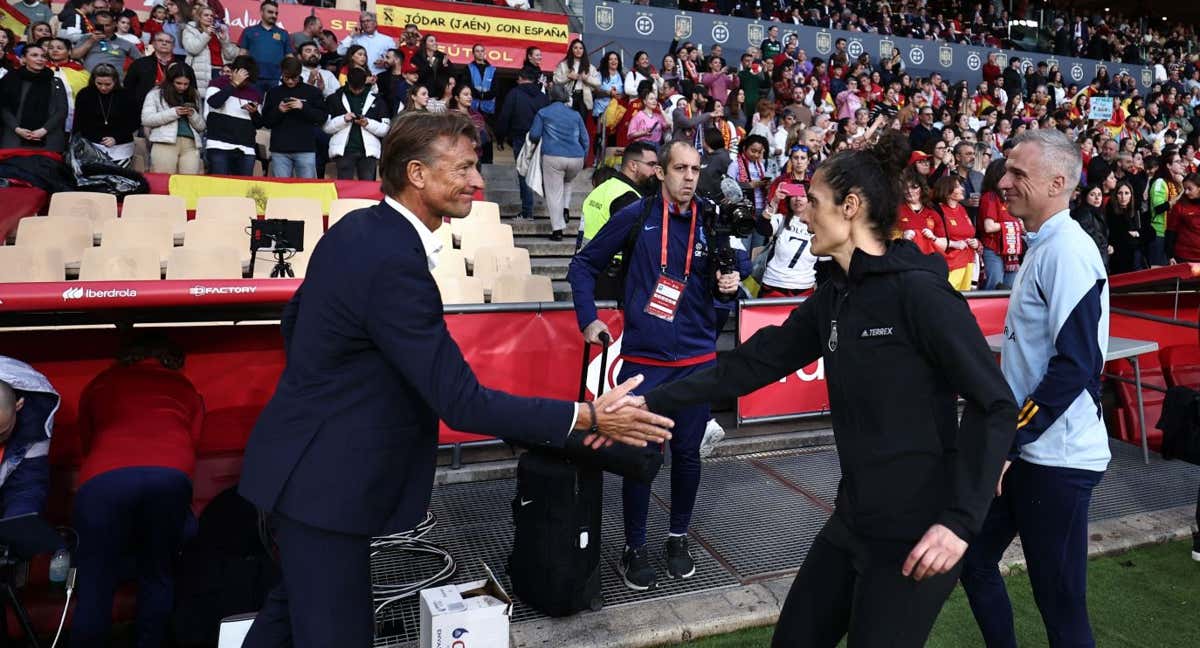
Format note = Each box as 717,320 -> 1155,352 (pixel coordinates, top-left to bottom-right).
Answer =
239,200 -> 576,536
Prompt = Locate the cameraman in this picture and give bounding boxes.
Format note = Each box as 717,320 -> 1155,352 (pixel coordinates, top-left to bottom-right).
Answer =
568,141 -> 739,592
577,141 -> 660,295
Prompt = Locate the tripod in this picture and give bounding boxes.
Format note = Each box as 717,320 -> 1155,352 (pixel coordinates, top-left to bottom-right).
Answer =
269,248 -> 295,278
0,548 -> 43,648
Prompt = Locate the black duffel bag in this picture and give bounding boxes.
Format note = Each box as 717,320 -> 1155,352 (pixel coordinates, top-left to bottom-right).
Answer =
1157,386 -> 1200,465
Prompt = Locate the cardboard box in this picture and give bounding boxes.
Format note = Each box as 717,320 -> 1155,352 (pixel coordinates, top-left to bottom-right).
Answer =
419,563 -> 512,648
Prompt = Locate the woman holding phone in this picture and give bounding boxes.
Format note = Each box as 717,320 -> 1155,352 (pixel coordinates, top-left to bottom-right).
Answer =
142,63 -> 206,174
758,182 -> 821,298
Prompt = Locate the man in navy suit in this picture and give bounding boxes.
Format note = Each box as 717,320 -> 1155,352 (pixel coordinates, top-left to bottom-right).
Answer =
238,111 -> 674,647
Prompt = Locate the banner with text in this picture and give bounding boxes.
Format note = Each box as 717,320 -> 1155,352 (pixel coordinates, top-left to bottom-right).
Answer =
584,0 -> 1153,90
736,296 -> 1012,422
376,0 -> 570,71
220,0 -> 359,44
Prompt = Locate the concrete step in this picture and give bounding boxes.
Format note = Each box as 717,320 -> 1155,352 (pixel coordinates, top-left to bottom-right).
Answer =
551,279 -> 572,302
503,217 -> 578,237
516,236 -> 577,257
531,257 -> 570,280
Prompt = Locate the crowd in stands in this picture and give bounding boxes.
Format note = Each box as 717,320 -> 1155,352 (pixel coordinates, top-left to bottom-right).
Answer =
671,0 -> 1195,64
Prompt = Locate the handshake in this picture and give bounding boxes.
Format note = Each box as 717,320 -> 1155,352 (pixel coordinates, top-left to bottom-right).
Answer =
573,374 -> 666,450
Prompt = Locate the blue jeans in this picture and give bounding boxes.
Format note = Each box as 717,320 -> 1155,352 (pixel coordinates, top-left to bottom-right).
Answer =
207,148 -> 256,176
618,360 -> 712,549
960,460 -> 1104,648
982,248 -> 1017,290
270,151 -> 318,179
71,467 -> 194,648
511,135 -> 534,219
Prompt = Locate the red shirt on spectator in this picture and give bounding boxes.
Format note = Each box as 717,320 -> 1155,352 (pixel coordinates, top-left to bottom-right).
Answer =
76,360 -> 204,486
938,202 -> 975,270
979,191 -> 1023,258
896,202 -> 940,255
1167,197 -> 1200,261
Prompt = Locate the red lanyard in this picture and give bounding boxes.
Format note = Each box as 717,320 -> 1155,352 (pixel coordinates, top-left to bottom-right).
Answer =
660,195 -> 698,279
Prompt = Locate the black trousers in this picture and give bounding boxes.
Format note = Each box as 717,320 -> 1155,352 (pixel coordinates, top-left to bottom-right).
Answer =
772,514 -> 960,648
242,514 -> 374,647
334,154 -> 378,181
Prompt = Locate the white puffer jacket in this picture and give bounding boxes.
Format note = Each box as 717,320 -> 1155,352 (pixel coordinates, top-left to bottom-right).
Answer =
181,22 -> 240,94
141,87 -> 207,144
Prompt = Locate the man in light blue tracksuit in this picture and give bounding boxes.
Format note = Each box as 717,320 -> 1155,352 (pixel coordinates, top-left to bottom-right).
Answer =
568,141 -> 740,592
960,130 -> 1110,648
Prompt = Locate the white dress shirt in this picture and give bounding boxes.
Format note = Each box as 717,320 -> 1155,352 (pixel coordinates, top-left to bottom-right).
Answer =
338,30 -> 397,75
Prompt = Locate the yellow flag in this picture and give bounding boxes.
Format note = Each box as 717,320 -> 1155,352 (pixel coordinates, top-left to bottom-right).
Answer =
0,0 -> 30,36
168,175 -> 340,214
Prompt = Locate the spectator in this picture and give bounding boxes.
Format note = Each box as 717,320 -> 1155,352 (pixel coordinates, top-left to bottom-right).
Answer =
496,67 -> 548,220
58,0 -> 104,44
375,55 -> 412,115
11,0 -> 52,31
530,83 -> 588,241
553,38 -> 599,133
290,15 -> 322,54
1166,172 -> 1200,263
952,141 -> 984,221
737,52 -> 769,114
316,30 -> 340,73
143,62 -> 205,173
759,24 -> 781,59
113,14 -> 141,52
141,4 -> 167,45
181,6 -> 238,94
1106,180 -> 1149,273
699,55 -> 736,106
396,23 -> 420,67
205,55 -> 263,176
337,45 -> 370,87
897,168 -> 940,255
698,126 -> 731,199
759,182 -> 820,298
411,34 -> 450,96
447,83 -> 489,161
108,0 -> 138,37
405,83 -> 429,112
69,334 -> 203,648
465,44 -> 498,160
43,37 -> 88,133
626,82 -> 667,147
426,76 -> 453,113
932,174 -> 979,291
593,52 -> 623,149
336,12 -> 394,76
623,50 -> 660,99
672,84 -> 710,147
0,357 -> 57,520
160,0 -> 188,57
15,22 -> 51,58
74,63 -> 137,167
263,57 -> 327,179
522,46 -> 547,91
580,139 -> 658,254
238,0 -> 289,93
978,158 -> 1023,288
1071,183 -> 1110,269
1148,147 -> 1186,265
727,133 -> 770,232
298,41 -> 338,99
322,67 -> 389,180
0,29 -> 15,74
909,105 -> 940,151
0,44 -> 68,152
125,31 -> 186,128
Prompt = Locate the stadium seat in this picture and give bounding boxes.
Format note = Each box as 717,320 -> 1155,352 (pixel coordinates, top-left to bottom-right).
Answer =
1112,356 -> 1166,452
491,274 -> 553,303
459,224 -> 513,265
79,247 -> 161,281
436,221 -> 454,250
432,249 -> 467,280
16,216 -> 93,265
264,197 -> 324,249
99,217 -> 175,264
166,247 -> 244,280
328,198 -> 377,228
0,247 -> 65,282
435,276 -> 485,305
48,191 -> 117,223
472,246 -> 530,292
1162,344 -> 1200,389
183,218 -> 253,265
121,195 -> 187,237
196,196 -> 258,223
469,201 -> 501,221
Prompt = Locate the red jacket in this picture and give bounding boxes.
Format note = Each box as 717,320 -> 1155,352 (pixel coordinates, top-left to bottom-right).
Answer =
1167,197 -> 1200,261
76,360 -> 204,485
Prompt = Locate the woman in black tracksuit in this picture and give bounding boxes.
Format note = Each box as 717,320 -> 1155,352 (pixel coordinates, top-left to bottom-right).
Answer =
639,133 -> 1018,647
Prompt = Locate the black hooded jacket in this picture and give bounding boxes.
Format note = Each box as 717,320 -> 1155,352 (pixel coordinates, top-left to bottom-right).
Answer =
644,240 -> 1017,548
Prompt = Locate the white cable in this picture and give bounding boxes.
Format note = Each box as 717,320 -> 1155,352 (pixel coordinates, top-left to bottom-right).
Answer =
48,584 -> 72,648
370,512 -> 456,614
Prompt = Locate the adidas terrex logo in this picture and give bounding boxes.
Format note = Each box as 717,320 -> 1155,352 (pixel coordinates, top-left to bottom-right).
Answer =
61,287 -> 138,301
189,285 -> 258,297
860,327 -> 894,338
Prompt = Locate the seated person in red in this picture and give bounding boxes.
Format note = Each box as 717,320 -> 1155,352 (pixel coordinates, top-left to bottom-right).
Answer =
0,356 -> 58,519
71,334 -> 204,648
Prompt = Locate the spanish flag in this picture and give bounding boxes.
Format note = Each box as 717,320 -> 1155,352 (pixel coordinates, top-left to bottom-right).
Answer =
0,0 -> 29,36
168,175 -> 340,214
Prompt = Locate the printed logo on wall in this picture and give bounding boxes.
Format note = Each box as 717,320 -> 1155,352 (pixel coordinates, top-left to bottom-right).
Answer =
966,51 -> 981,71
879,39 -> 894,59
1045,57 -> 1059,71
594,4 -> 613,31
1020,58 -> 1033,74
1071,63 -> 1084,81
909,45 -> 925,65
634,13 -> 654,36
747,23 -> 764,48
996,52 -> 1008,68
939,46 -> 952,68
1141,68 -> 1153,87
711,22 -> 729,44
815,31 -> 831,55
847,39 -> 863,58
674,14 -> 692,40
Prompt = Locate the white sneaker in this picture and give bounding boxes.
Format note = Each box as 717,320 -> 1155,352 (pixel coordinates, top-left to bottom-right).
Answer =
699,419 -> 725,458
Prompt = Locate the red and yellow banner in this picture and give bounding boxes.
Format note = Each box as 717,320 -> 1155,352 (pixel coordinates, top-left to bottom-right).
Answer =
376,0 -> 569,70
0,0 -> 30,35
220,0 -> 359,44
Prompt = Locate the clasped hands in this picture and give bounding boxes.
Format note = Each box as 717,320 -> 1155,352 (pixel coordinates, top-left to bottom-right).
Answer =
576,374 -> 671,450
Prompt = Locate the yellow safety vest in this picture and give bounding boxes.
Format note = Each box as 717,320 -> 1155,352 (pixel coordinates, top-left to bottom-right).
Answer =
581,176 -> 640,244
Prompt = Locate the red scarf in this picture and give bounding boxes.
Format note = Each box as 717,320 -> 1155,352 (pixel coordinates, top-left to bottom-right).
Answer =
207,33 -> 224,67
736,154 -> 764,183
